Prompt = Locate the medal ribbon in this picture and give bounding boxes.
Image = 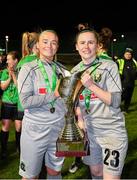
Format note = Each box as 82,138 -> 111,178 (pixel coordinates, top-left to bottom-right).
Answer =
80,59 -> 99,112
37,59 -> 57,111
37,59 -> 57,92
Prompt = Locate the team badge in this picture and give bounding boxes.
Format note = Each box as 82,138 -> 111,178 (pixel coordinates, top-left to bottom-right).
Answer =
20,161 -> 26,171
94,72 -> 102,82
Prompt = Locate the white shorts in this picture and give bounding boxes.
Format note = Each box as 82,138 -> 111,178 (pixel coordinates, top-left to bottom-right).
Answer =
19,120 -> 65,178
83,135 -> 128,176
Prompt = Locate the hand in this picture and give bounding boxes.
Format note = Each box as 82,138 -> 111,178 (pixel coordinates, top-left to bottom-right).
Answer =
54,79 -> 61,98
8,66 -> 14,71
54,89 -> 60,98
77,119 -> 86,132
10,71 -> 16,78
81,72 -> 94,89
9,69 -> 16,80
7,68 -> 13,79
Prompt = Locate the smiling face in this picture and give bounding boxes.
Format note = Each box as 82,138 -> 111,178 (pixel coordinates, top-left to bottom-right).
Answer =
37,30 -> 59,62
6,53 -> 18,70
76,31 -> 98,64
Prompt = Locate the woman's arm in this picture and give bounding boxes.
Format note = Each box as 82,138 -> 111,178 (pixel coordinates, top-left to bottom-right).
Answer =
75,106 -> 86,131
81,63 -> 122,108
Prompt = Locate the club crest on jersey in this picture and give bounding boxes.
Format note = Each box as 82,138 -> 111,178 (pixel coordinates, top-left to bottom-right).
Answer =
20,161 -> 26,171
94,72 -> 101,82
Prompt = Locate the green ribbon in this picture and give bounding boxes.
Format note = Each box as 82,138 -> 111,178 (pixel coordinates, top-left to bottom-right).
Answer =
37,59 -> 57,109
37,59 -> 57,92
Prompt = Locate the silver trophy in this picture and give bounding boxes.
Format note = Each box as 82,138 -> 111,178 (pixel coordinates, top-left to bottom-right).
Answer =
56,62 -> 101,157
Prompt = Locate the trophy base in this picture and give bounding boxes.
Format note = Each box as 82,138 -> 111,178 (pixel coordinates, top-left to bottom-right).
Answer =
56,138 -> 90,157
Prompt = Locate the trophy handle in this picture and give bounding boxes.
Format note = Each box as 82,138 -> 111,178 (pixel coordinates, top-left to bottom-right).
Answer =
56,78 -> 61,92
73,80 -> 83,103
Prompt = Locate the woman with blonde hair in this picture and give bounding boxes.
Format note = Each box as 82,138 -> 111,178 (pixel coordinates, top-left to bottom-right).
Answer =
18,30 -> 69,179
17,31 -> 39,69
16,31 -> 39,120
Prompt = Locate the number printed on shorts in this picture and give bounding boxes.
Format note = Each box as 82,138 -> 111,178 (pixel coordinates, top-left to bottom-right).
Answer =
104,148 -> 120,168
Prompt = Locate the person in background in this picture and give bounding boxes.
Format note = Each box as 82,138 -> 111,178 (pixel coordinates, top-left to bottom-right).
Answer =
0,54 -> 7,117
0,51 -> 20,159
117,48 -> 137,113
18,30 -> 69,179
0,54 -> 7,71
71,28 -> 128,179
97,27 -> 112,60
16,31 -> 39,120
17,31 -> 39,70
113,55 -> 118,62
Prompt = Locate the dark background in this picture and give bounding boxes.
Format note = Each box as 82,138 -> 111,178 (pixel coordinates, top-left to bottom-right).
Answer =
0,0 -> 137,56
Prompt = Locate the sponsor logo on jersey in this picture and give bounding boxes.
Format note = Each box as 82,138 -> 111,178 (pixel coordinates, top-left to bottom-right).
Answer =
91,93 -> 98,99
79,93 -> 98,100
20,161 -> 26,171
39,88 -> 47,94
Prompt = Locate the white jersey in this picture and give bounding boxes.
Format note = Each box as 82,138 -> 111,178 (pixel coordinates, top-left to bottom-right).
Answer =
17,59 -> 69,125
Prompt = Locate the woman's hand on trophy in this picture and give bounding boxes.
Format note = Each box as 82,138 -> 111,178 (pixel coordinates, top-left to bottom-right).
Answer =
77,119 -> 86,132
81,72 -> 94,89
54,89 -> 60,98
54,82 -> 61,97
75,107 -> 86,131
